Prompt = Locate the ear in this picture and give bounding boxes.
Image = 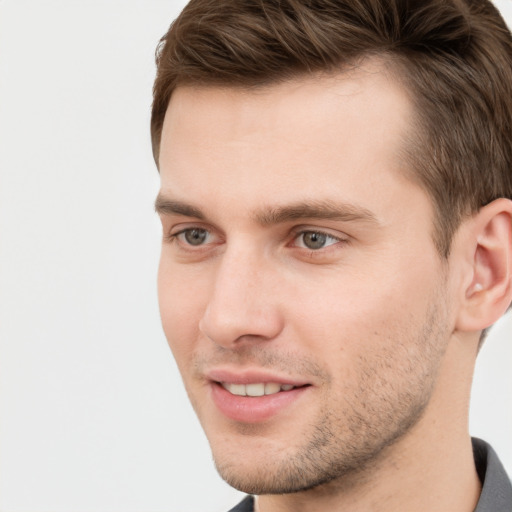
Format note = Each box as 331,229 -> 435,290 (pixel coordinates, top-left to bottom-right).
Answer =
455,198 -> 512,332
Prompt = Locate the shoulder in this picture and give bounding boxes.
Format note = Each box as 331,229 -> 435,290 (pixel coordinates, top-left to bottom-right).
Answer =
473,438 -> 512,512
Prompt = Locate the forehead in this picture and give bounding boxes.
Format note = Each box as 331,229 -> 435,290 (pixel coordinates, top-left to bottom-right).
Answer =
158,61 -> 421,221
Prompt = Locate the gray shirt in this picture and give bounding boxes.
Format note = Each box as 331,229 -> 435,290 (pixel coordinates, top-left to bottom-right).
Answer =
228,438 -> 512,512
473,438 -> 512,511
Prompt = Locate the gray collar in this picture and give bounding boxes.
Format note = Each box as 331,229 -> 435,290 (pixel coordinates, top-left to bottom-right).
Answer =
473,438 -> 512,511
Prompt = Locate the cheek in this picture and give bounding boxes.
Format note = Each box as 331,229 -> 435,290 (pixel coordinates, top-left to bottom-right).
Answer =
288,261 -> 442,364
157,258 -> 207,362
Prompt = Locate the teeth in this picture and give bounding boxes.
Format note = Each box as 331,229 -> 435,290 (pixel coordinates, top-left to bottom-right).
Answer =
265,382 -> 281,395
221,382 -> 297,397
246,383 -> 265,397
228,383 -> 246,396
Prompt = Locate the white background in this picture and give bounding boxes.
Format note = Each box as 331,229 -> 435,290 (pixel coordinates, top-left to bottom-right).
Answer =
0,1 -> 510,511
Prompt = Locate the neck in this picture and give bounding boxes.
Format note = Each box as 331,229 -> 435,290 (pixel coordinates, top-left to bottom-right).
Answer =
256,334 -> 482,512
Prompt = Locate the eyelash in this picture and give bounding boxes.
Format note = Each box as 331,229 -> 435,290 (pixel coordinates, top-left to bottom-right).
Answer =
165,226 -> 347,253
292,230 -> 345,250
165,228 -> 215,247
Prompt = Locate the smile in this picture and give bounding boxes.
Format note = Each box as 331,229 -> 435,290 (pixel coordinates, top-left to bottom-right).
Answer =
220,382 -> 297,397
211,381 -> 310,422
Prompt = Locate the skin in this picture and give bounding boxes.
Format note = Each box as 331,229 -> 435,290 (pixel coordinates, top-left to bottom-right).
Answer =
155,62 -> 501,511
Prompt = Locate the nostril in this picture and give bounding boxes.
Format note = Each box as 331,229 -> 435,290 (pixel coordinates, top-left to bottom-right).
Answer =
199,309 -> 284,348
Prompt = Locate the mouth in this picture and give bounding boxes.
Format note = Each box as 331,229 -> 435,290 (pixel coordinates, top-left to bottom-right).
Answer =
207,372 -> 312,423
218,381 -> 305,397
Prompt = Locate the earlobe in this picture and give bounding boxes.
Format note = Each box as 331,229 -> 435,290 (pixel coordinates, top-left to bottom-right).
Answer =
456,198 -> 512,333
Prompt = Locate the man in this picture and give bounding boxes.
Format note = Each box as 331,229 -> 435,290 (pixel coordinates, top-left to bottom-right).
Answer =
151,0 -> 512,510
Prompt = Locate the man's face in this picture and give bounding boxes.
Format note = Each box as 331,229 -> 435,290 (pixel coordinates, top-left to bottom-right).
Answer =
157,64 -> 456,493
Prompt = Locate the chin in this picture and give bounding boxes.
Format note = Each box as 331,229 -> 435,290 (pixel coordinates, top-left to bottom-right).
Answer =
211,442 -> 366,495
206,392 -> 431,496
206,428 -> 325,494
213,457 -> 328,495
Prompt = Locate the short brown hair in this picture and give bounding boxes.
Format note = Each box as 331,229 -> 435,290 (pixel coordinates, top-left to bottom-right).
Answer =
151,0 -> 512,257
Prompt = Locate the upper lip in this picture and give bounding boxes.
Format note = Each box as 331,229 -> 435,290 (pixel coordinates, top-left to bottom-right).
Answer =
206,368 -> 311,387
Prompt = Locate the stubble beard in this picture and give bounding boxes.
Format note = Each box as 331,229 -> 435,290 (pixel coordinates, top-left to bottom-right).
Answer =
207,297 -> 450,496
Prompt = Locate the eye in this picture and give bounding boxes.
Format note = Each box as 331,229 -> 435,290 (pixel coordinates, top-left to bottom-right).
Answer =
173,228 -> 211,246
294,230 -> 341,250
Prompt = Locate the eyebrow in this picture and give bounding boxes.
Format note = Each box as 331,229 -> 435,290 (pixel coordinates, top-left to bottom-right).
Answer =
155,195 -> 205,219
155,194 -> 378,226
255,200 -> 378,226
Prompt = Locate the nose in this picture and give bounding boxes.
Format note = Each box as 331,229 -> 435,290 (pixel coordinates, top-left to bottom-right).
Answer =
199,246 -> 284,348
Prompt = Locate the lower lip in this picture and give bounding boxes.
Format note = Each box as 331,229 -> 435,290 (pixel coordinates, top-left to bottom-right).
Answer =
210,383 -> 309,423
